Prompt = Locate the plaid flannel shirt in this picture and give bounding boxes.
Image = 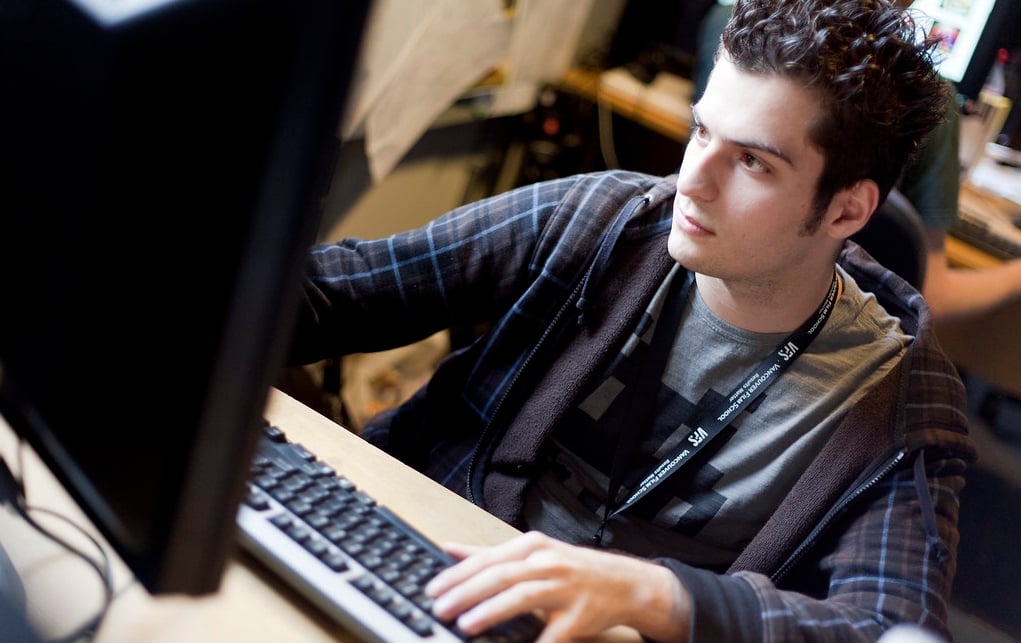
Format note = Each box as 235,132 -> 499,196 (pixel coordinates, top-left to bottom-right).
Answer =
290,170 -> 975,642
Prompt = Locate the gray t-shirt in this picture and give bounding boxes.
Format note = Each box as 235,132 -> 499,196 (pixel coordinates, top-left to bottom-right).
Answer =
524,264 -> 911,568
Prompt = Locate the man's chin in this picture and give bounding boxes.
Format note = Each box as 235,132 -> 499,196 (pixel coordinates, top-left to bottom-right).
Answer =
667,234 -> 699,266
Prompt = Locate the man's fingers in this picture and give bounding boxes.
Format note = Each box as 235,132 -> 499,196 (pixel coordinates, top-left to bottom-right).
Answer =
427,531 -> 552,596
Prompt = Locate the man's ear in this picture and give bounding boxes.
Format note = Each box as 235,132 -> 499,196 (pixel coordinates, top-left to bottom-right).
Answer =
826,179 -> 880,239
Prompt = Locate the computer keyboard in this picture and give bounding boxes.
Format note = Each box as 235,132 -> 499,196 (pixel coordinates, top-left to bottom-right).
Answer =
236,422 -> 544,643
951,200 -> 1021,260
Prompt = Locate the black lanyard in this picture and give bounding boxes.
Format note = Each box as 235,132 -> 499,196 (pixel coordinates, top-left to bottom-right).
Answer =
594,270 -> 840,545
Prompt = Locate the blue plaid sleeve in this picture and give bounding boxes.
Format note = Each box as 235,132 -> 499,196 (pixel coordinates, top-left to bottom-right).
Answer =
288,176 -> 580,362
735,456 -> 966,642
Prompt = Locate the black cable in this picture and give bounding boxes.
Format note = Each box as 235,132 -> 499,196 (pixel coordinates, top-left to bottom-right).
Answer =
2,446 -> 115,643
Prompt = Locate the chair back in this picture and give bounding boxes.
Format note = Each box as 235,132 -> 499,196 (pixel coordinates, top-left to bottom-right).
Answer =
850,188 -> 928,290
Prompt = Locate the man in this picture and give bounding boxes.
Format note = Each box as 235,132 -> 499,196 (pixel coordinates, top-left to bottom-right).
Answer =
289,0 -> 974,640
696,0 -> 1021,325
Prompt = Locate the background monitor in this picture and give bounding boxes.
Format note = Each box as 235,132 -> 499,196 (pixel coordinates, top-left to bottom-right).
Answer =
604,0 -> 715,80
0,0 -> 369,595
911,0 -> 1019,100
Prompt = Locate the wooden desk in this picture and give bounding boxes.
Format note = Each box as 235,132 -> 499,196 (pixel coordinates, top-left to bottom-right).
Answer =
559,68 -> 692,144
947,181 -> 1020,269
939,182 -> 1021,397
0,390 -> 638,642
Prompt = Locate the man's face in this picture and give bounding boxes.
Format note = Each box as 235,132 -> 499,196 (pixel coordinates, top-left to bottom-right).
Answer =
668,56 -> 837,285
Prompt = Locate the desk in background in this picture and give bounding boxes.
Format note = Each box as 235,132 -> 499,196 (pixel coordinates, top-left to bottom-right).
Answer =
939,181 -> 1021,398
558,68 -> 692,146
948,180 -> 1021,269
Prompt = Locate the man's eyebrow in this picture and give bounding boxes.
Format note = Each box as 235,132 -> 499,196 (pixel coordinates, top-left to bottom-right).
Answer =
690,105 -> 794,167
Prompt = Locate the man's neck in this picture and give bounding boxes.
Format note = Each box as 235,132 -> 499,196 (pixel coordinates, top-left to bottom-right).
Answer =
694,269 -> 839,334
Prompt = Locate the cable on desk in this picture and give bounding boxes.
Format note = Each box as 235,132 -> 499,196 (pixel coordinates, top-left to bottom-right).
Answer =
2,444 -> 114,643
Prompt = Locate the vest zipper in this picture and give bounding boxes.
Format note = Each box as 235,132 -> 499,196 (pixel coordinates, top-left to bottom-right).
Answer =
465,192 -> 652,506
464,275 -> 585,506
771,448 -> 906,584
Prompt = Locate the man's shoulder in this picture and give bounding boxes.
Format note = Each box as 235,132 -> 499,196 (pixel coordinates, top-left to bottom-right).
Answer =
551,170 -> 678,225
838,242 -> 924,316
551,170 -> 671,199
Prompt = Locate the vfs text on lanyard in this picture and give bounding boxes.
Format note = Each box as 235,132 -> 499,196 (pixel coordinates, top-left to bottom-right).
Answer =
595,270 -> 840,544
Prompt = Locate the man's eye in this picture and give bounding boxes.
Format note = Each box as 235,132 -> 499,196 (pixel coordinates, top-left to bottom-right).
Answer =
741,153 -> 766,171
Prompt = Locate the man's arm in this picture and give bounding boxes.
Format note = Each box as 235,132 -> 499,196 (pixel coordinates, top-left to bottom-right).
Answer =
425,455 -> 966,642
896,85 -> 1021,322
922,227 -> 1021,323
287,176 -> 584,365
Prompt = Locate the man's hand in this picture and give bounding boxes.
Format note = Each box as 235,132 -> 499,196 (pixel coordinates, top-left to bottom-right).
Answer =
424,531 -> 691,642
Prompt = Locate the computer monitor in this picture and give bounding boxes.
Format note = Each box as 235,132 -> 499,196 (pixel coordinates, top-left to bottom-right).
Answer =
0,0 -> 370,596
911,0 -> 1017,100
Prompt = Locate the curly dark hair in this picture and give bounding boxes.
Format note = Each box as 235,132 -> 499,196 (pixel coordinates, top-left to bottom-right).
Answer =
721,0 -> 949,220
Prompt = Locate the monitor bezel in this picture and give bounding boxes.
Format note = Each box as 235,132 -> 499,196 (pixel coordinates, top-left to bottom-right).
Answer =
912,0 -> 1017,101
0,0 -> 370,595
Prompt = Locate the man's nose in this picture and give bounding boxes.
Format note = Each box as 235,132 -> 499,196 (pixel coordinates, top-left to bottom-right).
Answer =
676,144 -> 719,202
